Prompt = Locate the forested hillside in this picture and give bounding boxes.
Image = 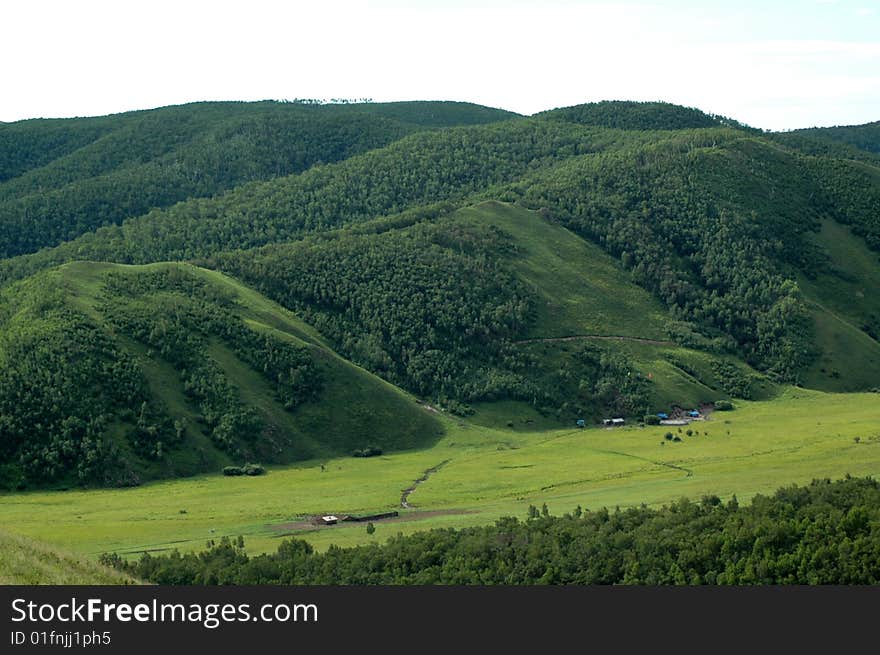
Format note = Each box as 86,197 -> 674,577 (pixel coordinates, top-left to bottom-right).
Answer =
773,120 -> 880,160
0,262 -> 441,489
0,100 -> 516,257
211,201 -> 772,419
2,99 -> 879,488
539,100 -> 736,130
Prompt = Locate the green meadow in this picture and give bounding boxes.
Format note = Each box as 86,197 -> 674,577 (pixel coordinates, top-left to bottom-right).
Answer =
0,529 -> 139,585
1,386 -> 877,559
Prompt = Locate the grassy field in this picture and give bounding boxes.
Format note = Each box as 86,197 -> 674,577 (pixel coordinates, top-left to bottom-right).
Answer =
0,386 -> 877,560
0,529 -> 140,584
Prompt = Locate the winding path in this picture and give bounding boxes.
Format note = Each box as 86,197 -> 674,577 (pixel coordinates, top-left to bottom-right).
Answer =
401,460 -> 451,508
598,447 -> 694,478
515,334 -> 675,346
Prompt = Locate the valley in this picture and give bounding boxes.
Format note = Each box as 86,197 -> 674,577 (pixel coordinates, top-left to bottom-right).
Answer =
1,386 -> 877,560
1,99 -> 879,583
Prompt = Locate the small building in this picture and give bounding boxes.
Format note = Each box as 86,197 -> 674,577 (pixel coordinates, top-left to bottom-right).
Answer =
688,410 -> 700,418
611,418 -> 625,426
657,412 -> 669,420
319,515 -> 338,525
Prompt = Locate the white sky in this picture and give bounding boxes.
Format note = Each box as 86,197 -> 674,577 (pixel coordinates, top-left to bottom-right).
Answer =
2,0 -> 879,130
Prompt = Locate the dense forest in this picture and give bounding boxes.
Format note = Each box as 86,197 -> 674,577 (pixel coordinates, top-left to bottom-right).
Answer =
538,100 -> 755,132
773,120 -> 880,159
0,101 -> 515,257
211,217 -> 535,407
103,476 -> 880,584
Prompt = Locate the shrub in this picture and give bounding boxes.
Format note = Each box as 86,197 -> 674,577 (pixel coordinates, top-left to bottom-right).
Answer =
444,399 -> 475,417
644,415 -> 661,425
223,466 -> 243,476
353,445 -> 383,458
664,432 -> 674,440
242,463 -> 265,476
715,400 -> 734,411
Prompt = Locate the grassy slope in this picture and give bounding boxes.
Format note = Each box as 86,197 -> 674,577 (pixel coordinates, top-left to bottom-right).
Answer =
798,220 -> 880,390
0,387 -> 876,558
456,201 -> 669,340
10,261 -> 443,482
0,529 -> 139,584
450,202 -> 773,424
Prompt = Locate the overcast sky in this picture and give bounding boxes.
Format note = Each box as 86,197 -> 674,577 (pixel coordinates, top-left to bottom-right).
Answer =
3,0 -> 878,130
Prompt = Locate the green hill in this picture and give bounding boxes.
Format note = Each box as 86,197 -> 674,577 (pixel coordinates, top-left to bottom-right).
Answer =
213,201 -> 775,425
1,100 -> 880,487
773,120 -> 880,160
537,100 -> 752,131
0,100 -> 516,257
2,107 -> 879,394
0,528 -> 140,584
0,261 -> 442,490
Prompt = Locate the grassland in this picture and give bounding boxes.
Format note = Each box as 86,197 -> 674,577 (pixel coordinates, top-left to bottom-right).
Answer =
0,386 -> 876,560
799,219 -> 880,390
0,529 -> 140,584
455,201 -> 669,341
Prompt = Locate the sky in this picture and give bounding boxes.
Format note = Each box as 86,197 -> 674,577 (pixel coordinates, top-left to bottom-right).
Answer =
2,0 -> 879,130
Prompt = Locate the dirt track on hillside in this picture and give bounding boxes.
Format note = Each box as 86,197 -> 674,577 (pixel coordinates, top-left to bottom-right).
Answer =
401,460 -> 451,508
515,335 -> 674,346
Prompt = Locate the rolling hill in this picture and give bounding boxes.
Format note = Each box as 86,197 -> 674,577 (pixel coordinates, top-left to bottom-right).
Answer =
773,120 -> 880,161
212,200 -> 775,423
0,100 -> 517,257
0,261 -> 442,490
1,99 -> 879,493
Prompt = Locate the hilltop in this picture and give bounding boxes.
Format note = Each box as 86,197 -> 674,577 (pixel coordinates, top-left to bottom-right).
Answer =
537,100 -> 750,131
0,100 -> 516,257
772,120 -> 880,161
